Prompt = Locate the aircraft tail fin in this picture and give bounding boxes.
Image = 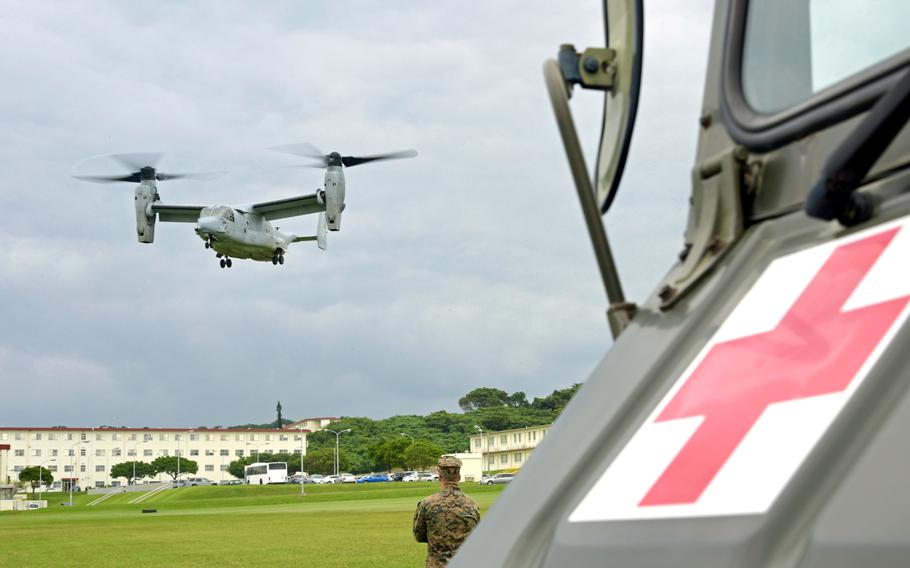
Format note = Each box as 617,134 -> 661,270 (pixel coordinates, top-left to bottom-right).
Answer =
291,213 -> 327,250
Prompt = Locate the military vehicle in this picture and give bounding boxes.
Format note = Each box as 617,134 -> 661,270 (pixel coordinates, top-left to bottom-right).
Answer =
454,0 -> 910,565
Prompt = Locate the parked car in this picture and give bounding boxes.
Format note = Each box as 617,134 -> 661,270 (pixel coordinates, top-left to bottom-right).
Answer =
403,471 -> 437,482
339,472 -> 357,483
308,474 -> 325,484
219,479 -> 243,485
174,477 -> 215,487
391,471 -> 415,482
356,473 -> 390,483
482,473 -> 515,485
316,475 -> 341,484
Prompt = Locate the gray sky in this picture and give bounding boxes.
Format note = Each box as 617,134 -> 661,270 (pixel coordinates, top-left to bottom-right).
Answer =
0,1 -> 715,427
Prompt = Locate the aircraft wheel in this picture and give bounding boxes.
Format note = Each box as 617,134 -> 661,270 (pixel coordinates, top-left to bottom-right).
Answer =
272,257 -> 278,265
205,241 -> 210,249
219,259 -> 226,268
278,255 -> 284,265
226,258 -> 233,268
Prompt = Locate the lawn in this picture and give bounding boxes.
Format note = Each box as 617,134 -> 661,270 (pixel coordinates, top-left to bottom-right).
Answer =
0,483 -> 504,568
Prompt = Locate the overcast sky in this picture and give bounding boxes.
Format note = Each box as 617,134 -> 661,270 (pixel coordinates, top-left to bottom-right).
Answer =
0,1 -> 715,427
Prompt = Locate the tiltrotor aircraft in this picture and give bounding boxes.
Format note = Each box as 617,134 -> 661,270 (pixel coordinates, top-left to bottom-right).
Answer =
455,0 -> 910,566
74,145 -> 416,268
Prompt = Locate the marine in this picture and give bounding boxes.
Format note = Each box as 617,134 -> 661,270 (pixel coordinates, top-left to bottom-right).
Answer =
413,455 -> 480,567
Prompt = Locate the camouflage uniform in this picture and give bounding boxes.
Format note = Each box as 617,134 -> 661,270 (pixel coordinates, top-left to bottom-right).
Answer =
413,456 -> 480,568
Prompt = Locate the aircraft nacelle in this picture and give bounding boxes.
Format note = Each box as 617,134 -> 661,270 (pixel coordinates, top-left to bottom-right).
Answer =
321,167 -> 345,231
134,181 -> 158,243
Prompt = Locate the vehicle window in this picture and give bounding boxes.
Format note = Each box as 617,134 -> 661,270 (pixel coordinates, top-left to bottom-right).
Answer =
741,0 -> 910,113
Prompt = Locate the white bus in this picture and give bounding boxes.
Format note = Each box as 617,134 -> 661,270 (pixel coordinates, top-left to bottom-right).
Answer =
244,462 -> 289,485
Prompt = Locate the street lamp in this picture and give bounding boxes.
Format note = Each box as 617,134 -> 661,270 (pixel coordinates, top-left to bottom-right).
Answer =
325,429 -> 351,477
38,458 -> 56,503
69,440 -> 89,506
297,426 -> 306,496
131,440 -> 149,486
474,425 -> 485,479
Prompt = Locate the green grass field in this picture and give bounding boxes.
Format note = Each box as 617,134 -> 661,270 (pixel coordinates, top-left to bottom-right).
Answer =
0,482 -> 505,568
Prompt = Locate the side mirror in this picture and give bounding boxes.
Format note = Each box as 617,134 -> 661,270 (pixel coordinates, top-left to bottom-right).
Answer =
543,0 -> 643,337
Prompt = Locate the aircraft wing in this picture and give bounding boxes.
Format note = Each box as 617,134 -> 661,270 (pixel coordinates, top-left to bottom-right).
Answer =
152,204 -> 205,223
250,193 -> 324,221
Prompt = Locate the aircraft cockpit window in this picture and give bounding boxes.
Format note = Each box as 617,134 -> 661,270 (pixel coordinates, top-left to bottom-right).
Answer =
741,0 -> 910,114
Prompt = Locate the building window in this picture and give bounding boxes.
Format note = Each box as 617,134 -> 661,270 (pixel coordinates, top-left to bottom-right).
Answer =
15,432 -> 23,440
33,433 -> 42,440
175,434 -> 183,441
220,465 -> 228,471
144,434 -> 153,442
95,449 -> 105,457
514,453 -> 522,463
236,435 -> 244,441
205,465 -> 214,472
251,434 -> 258,441
68,449 -> 75,457
129,434 -> 137,441
48,433 -> 57,441
95,481 -> 105,488
80,464 -> 86,473
143,450 -> 153,457
473,439 -> 480,449
279,435 -> 288,441
220,449 -> 229,456
112,448 -> 122,457
127,449 -> 136,457
95,465 -> 105,472
175,450 -> 183,457
265,434 -> 272,441
205,434 -> 214,441
32,449 -> 41,457
500,454 -> 508,465
64,465 -> 73,472
190,434 -> 199,441
113,433 -> 121,441
160,434 -> 168,441
488,457 -> 495,467
48,465 -> 58,472
66,433 -> 74,441
159,450 -> 169,456
530,431 -> 537,441
294,434 -> 303,441
235,450 -> 244,457
0,433 -> 6,440
205,449 -> 214,456
190,449 -> 199,456
14,449 -> 24,457
51,449 -> 59,457
80,448 -> 86,457
294,449 -> 302,455
221,434 -> 229,441
96,433 -> 104,441
500,435 -> 508,444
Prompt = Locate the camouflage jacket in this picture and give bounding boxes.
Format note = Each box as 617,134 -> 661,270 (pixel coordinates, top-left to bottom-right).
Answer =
413,485 -> 480,567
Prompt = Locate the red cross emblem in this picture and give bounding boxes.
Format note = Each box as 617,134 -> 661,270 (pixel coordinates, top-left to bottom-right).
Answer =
570,222 -> 910,522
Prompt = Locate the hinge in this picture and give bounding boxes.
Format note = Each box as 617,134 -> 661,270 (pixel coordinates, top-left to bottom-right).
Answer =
658,147 -> 747,308
557,44 -> 616,94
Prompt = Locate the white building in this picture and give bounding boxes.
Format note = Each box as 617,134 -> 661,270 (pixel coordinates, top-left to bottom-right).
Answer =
0,425 -> 320,489
468,424 -> 551,474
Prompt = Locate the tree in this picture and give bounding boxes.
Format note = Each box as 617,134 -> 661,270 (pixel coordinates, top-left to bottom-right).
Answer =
18,466 -> 53,491
304,447 -> 350,475
458,387 -> 510,411
150,456 -> 198,480
403,440 -> 443,470
531,383 -> 581,411
367,437 -> 411,472
110,461 -> 155,484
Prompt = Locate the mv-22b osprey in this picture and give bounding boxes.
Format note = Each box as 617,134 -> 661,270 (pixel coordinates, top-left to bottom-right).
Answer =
74,144 -> 416,268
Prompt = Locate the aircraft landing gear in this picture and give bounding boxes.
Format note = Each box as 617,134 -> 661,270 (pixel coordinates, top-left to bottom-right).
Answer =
219,258 -> 233,269
272,250 -> 285,266
204,241 -> 210,249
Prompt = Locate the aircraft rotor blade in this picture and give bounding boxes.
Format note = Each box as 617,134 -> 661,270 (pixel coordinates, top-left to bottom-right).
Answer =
341,149 -> 418,168
107,152 -> 164,172
268,143 -> 326,161
73,173 -> 143,184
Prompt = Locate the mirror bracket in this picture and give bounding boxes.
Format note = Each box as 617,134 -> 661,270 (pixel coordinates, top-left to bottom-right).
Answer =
558,44 -> 617,95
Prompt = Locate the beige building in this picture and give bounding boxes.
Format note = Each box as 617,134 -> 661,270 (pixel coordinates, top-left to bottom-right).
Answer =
0,424 -> 326,489
284,417 -> 337,431
468,424 -> 551,473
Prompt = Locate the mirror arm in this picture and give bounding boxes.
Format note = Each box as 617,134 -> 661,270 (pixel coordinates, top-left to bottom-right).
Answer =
544,58 -> 635,338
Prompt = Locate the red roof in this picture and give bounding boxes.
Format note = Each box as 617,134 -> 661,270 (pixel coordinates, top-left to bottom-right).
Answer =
0,427 -> 310,433
0,444 -> 10,451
